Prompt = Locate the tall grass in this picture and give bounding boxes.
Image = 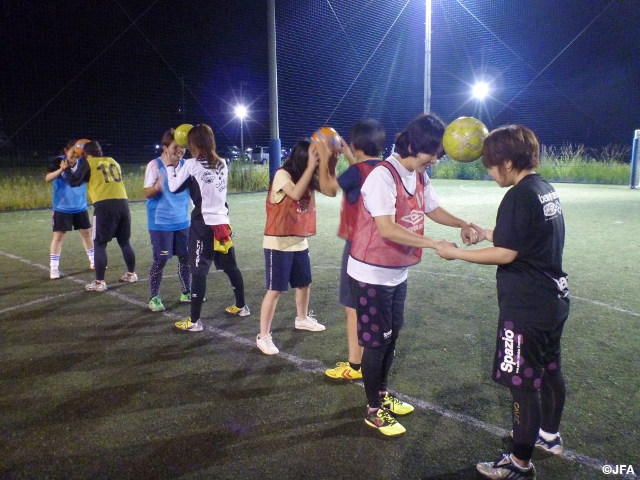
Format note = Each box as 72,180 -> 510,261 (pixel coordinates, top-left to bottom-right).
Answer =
0,144 -> 632,211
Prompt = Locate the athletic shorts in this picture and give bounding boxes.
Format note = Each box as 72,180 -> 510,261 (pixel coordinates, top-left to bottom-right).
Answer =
92,199 -> 131,244
264,248 -> 312,292
52,210 -> 91,232
353,279 -> 407,348
189,220 -> 238,277
339,241 -> 357,308
149,227 -> 189,261
492,297 -> 570,390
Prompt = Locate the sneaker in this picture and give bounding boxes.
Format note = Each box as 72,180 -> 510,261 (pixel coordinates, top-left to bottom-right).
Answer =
85,280 -> 107,292
174,317 -> 203,332
324,361 -> 362,380
50,268 -> 60,280
180,293 -> 191,303
120,272 -> 138,283
256,333 -> 279,355
477,453 -> 536,479
536,433 -> 564,455
509,431 -> 564,455
294,311 -> 326,331
364,408 -> 406,436
382,392 -> 414,415
148,296 -> 166,312
225,305 -> 251,317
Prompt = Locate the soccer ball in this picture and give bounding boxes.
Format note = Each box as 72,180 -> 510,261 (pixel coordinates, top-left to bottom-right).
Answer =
174,123 -> 194,148
73,139 -> 91,156
443,117 -> 488,162
312,126 -> 341,153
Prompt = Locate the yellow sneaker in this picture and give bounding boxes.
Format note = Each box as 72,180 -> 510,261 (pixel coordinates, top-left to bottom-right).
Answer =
225,305 -> 251,317
364,408 -> 406,436
324,361 -> 362,380
174,317 -> 203,332
382,393 -> 414,415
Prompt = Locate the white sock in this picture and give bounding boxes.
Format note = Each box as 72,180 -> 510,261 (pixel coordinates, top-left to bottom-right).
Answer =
509,454 -> 532,470
86,248 -> 95,266
539,429 -> 559,441
50,254 -> 60,269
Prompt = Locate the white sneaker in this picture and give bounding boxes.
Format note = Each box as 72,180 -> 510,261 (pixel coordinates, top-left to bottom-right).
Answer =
294,311 -> 325,332
50,268 -> 60,280
120,272 -> 138,283
85,280 -> 107,292
256,333 -> 279,355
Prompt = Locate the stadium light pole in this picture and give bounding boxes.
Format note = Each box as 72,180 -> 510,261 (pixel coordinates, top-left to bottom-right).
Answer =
234,105 -> 247,154
424,0 -> 432,114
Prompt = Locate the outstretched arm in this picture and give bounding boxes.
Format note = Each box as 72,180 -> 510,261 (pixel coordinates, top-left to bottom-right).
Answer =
314,138 -> 339,197
426,206 -> 478,245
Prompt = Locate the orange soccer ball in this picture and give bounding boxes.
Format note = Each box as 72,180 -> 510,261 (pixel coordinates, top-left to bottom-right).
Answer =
311,126 -> 341,153
73,138 -> 91,156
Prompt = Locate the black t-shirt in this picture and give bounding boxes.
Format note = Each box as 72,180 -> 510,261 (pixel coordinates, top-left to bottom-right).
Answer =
493,174 -> 568,315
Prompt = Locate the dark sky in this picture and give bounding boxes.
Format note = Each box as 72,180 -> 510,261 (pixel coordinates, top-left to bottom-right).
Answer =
1,0 -> 639,161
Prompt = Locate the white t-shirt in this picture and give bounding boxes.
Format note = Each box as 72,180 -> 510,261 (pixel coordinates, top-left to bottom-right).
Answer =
143,158 -> 162,188
347,155 -> 440,286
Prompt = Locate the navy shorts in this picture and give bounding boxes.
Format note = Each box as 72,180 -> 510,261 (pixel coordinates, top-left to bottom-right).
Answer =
52,210 -> 91,232
92,199 -> 131,244
339,241 -> 357,308
149,227 -> 189,261
353,279 -> 407,348
264,248 -> 312,292
492,297 -> 570,390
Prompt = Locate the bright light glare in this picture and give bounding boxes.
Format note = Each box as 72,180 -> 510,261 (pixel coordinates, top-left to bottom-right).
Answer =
472,82 -> 489,100
234,105 -> 248,119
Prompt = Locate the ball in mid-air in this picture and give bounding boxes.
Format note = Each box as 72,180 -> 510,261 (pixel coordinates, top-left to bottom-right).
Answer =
73,138 -> 91,156
312,126 -> 341,153
174,124 -> 194,148
443,117 -> 488,162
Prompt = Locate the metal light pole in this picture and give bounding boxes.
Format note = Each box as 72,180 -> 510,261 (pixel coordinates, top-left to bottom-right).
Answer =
234,105 -> 247,155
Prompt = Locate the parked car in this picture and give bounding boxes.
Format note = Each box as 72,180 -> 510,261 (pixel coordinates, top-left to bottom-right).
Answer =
223,145 -> 240,162
251,145 -> 270,164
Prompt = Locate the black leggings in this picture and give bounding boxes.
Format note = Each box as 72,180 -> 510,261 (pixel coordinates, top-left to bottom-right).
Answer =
511,366 -> 566,461
361,336 -> 397,409
94,238 -> 135,281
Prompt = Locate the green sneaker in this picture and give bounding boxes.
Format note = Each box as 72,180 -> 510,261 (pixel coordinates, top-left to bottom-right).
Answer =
382,393 -> 414,415
148,296 -> 165,312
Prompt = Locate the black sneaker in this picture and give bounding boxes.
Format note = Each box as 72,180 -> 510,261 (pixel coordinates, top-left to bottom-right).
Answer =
476,453 -> 536,479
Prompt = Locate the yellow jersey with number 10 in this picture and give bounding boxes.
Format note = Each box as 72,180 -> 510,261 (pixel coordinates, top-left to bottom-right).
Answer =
86,156 -> 128,203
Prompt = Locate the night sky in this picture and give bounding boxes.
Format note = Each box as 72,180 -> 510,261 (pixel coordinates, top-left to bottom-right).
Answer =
1,0 -> 638,162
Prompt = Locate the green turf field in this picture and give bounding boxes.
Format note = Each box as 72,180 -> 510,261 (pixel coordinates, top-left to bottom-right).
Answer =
1,180 -> 638,479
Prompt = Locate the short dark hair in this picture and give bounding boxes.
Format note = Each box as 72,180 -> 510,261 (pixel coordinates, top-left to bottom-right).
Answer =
394,113 -> 445,158
350,119 -> 385,157
84,141 -> 103,157
161,128 -> 176,148
482,125 -> 540,172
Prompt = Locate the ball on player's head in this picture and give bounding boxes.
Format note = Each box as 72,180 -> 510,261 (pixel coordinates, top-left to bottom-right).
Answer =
311,126 -> 341,153
443,116 -> 488,162
73,138 -> 91,156
174,123 -> 194,148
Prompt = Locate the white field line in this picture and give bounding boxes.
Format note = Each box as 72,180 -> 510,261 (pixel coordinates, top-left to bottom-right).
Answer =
1,249 -> 638,479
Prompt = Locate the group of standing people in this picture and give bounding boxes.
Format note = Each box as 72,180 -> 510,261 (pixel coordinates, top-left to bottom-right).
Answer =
47,114 -> 569,479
